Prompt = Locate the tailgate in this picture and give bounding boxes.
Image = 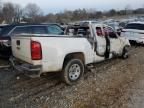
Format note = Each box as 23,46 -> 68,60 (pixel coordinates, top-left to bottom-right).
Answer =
11,36 -> 32,64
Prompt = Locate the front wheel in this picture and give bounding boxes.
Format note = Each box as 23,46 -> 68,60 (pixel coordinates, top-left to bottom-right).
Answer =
122,47 -> 129,59
61,59 -> 84,85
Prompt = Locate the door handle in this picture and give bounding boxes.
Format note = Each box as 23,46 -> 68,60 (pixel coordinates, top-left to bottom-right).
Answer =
16,40 -> 20,46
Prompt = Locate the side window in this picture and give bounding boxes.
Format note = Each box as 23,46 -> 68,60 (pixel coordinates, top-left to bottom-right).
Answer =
96,27 -> 103,36
32,26 -> 47,34
47,25 -> 64,35
125,24 -> 137,29
107,27 -> 117,38
11,27 -> 31,35
0,27 -> 2,34
137,24 -> 144,30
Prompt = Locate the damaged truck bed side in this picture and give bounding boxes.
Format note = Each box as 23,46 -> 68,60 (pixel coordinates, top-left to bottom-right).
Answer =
10,22 -> 130,85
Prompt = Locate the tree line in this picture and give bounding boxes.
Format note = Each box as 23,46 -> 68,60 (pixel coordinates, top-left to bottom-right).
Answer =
0,1 -> 144,24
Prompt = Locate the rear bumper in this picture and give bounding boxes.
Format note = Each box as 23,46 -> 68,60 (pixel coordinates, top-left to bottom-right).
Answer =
9,57 -> 42,77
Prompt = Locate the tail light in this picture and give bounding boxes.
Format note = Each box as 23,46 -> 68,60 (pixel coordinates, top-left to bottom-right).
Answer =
31,41 -> 42,60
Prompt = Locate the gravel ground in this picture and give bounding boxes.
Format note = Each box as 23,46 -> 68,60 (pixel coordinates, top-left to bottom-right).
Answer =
0,46 -> 144,108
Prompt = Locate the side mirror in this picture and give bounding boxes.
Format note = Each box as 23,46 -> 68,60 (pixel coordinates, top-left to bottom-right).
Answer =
117,31 -> 121,36
117,28 -> 122,36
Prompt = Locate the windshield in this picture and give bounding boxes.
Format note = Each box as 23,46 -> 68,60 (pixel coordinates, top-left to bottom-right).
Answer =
125,23 -> 144,30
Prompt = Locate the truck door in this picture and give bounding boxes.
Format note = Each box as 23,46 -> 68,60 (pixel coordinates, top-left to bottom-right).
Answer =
106,26 -> 122,56
94,26 -> 107,57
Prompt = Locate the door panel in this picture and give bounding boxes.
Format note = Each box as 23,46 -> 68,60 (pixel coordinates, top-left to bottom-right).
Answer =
93,26 -> 106,56
110,38 -> 121,53
96,36 -> 106,55
107,27 -> 122,54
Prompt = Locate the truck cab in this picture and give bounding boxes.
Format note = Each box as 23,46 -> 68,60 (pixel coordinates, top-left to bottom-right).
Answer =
66,22 -> 130,60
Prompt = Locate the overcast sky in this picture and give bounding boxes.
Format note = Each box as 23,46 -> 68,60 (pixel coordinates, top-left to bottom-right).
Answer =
3,0 -> 144,14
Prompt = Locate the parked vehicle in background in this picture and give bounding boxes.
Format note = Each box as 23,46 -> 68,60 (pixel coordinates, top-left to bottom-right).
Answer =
0,23 -> 64,58
0,24 -> 17,58
10,22 -> 130,85
121,22 -> 144,44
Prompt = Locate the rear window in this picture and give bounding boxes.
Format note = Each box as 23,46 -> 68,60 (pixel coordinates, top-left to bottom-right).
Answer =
125,23 -> 144,30
32,26 -> 47,34
66,26 -> 90,37
10,26 -> 31,35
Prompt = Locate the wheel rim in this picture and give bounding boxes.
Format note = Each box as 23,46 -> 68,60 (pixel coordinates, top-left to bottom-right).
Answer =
69,64 -> 81,81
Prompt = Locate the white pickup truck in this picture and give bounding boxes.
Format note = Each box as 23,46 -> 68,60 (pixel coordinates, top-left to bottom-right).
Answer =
10,22 -> 130,85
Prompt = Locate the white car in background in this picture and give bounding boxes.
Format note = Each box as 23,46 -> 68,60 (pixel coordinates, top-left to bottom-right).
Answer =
121,22 -> 144,44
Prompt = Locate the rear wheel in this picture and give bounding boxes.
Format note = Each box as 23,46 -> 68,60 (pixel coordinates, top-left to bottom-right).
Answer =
61,59 -> 84,85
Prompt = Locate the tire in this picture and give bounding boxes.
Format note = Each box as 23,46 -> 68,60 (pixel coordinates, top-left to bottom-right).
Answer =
122,47 -> 129,59
61,59 -> 84,85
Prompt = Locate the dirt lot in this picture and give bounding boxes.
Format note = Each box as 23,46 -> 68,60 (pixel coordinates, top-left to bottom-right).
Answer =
0,46 -> 144,108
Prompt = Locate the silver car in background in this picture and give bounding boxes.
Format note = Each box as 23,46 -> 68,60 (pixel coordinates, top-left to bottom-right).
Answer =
121,22 -> 144,44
